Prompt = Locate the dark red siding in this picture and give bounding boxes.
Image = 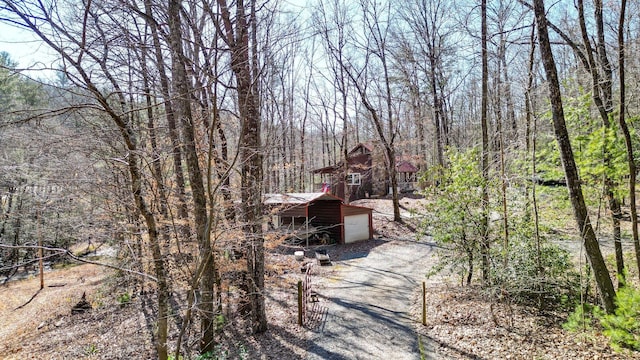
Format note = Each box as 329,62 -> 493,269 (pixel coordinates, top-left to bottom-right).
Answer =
308,200 -> 342,243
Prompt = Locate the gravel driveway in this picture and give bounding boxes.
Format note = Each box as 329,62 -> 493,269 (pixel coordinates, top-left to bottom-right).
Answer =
305,239 -> 436,360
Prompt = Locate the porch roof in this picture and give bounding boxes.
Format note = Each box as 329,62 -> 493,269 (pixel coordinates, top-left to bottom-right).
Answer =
396,160 -> 418,173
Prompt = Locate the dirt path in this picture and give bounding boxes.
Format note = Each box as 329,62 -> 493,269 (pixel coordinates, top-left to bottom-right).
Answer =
306,239 -> 438,360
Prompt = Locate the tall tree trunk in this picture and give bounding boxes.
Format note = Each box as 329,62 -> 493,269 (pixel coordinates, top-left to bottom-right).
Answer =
341,58 -> 349,203
431,56 -> 445,171
167,0 -> 216,352
480,0 -> 491,284
218,0 -> 267,333
524,20 -> 537,226
141,52 -> 168,220
129,152 -> 169,360
0,189 -> 13,243
533,0 -> 616,314
493,42 -> 509,262
11,194 -> 23,270
144,0 -> 190,229
498,39 -> 517,139
617,0 -> 640,281
577,0 -> 625,284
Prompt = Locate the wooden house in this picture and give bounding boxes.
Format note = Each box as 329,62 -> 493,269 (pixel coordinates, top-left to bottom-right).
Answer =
311,143 -> 419,201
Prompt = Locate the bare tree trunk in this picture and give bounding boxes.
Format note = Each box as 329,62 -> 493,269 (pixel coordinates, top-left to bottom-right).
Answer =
300,50 -> 314,191
130,152 -> 169,360
11,194 -> 24,272
141,52 -> 168,220
431,60 -> 445,170
533,0 -> 616,314
528,27 -> 544,299
167,0 -> 216,352
576,0 -> 625,285
144,0 -> 190,228
218,0 -> 267,333
480,0 -> 491,284
498,38 -> 517,140
617,0 -> 640,281
493,42 -> 509,262
0,189 -> 13,245
524,21 -> 536,160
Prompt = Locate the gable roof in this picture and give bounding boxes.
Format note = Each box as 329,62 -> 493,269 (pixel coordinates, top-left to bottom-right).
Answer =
263,192 -> 342,205
348,142 -> 375,155
396,160 -> 419,173
310,142 -> 421,174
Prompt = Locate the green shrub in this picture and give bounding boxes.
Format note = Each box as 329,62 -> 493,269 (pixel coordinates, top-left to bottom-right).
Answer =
599,285 -> 640,351
117,292 -> 131,305
419,148 -> 488,284
84,344 -> 98,355
491,224 -> 581,310
563,303 -> 597,332
195,352 -> 215,360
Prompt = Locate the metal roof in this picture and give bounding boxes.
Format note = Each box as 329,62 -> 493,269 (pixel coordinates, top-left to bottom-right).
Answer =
396,160 -> 419,173
263,192 -> 342,205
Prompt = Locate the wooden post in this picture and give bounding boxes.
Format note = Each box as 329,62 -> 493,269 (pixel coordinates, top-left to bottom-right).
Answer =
297,280 -> 303,326
38,210 -> 44,290
422,281 -> 426,326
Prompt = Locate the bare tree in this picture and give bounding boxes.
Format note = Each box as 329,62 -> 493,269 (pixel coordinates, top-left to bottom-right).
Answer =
313,0 -> 355,202
0,3 -> 174,357
166,0 -> 217,353
217,0 -> 268,333
396,0 -> 457,172
480,0 -> 491,284
616,0 -> 640,281
532,0 -> 616,314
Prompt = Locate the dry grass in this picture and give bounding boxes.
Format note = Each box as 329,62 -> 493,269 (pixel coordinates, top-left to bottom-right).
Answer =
413,283 -> 636,359
0,263 -> 155,359
0,250 -> 310,359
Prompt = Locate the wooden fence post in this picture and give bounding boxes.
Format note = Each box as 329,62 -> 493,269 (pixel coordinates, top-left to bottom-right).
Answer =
38,210 -> 44,290
422,281 -> 426,326
297,280 -> 303,326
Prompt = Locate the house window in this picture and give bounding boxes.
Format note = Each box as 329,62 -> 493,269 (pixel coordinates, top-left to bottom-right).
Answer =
347,173 -> 361,185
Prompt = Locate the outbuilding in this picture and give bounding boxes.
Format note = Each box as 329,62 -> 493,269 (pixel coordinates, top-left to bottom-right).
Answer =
264,192 -> 373,245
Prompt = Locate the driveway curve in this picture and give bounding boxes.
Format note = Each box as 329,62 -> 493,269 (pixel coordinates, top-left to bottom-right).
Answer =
306,239 -> 436,360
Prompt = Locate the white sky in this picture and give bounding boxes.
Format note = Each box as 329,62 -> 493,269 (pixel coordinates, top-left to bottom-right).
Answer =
0,21 -> 59,79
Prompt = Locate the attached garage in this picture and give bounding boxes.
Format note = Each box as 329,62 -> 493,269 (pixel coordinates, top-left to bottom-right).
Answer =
264,192 -> 373,245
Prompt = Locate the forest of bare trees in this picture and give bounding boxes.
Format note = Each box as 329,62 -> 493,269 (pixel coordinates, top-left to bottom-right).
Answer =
2,0 -> 640,357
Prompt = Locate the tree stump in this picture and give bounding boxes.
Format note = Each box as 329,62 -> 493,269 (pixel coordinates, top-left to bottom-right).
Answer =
71,292 -> 92,314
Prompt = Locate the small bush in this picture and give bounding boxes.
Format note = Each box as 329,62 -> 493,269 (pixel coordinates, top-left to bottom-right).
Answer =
117,292 -> 131,305
84,344 -> 98,355
195,351 -> 214,360
563,303 -> 597,332
491,235 -> 580,310
599,285 -> 640,351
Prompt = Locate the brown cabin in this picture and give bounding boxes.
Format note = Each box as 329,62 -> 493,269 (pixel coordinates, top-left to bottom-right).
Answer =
311,143 -> 419,202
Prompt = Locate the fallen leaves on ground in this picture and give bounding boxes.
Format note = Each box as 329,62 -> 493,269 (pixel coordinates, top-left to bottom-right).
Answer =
413,283 -> 637,359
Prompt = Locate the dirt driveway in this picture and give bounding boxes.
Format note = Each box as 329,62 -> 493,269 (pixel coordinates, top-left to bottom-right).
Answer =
306,239 -> 438,360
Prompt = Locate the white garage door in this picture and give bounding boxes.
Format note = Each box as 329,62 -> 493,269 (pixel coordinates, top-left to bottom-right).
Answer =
344,214 -> 370,243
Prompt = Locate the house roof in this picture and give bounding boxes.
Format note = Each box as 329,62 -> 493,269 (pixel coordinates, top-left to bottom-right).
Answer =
348,142 -> 375,155
310,142 -> 420,174
310,164 -> 340,174
396,160 -> 418,173
263,192 -> 342,205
